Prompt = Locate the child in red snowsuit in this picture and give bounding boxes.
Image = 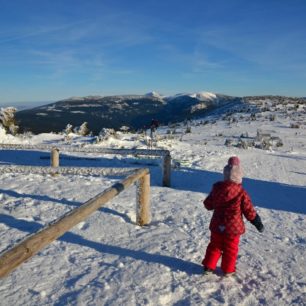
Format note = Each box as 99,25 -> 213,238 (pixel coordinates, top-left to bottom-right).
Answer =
202,156 -> 264,276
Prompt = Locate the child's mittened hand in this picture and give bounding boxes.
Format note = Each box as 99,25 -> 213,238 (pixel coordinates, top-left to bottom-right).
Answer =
256,222 -> 264,232
251,214 -> 264,233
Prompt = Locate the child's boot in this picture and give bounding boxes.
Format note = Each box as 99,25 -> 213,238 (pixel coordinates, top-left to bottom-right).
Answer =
203,266 -> 214,275
224,272 -> 235,278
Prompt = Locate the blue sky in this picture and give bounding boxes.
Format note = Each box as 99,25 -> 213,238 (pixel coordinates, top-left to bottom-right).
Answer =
0,0 -> 306,104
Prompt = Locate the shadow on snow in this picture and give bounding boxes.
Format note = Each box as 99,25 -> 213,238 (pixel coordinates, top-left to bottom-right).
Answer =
0,214 -> 203,276
0,189 -> 135,225
0,149 -> 160,168
171,167 -> 306,214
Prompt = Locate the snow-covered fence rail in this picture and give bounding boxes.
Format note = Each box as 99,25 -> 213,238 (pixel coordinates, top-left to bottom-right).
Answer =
0,165 -> 141,176
0,144 -> 171,187
0,168 -> 150,278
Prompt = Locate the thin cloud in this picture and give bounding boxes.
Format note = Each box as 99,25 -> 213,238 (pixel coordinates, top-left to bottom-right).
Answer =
156,43 -> 224,74
194,24 -> 306,74
0,20 -> 90,45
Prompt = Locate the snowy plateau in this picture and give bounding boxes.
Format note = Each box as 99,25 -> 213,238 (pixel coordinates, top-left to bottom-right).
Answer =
0,96 -> 306,305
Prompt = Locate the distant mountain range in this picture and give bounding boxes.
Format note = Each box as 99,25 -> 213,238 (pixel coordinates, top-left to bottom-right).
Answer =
2,100 -> 53,111
15,92 -> 243,134
15,92 -> 305,135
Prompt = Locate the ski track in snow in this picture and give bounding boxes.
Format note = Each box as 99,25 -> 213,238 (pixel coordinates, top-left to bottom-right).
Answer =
0,99 -> 306,305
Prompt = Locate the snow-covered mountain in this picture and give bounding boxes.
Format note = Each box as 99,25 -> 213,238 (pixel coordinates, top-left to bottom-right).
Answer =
165,91 -> 217,101
0,95 -> 305,305
15,91 -> 241,134
145,91 -> 165,100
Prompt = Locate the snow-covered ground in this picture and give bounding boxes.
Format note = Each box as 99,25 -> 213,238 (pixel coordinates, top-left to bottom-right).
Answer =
0,98 -> 306,305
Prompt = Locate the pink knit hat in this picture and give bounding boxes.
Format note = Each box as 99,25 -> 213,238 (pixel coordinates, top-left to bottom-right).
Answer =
223,156 -> 243,184
228,156 -> 240,166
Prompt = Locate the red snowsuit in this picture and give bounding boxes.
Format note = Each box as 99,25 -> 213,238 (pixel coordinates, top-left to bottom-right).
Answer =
202,181 -> 257,273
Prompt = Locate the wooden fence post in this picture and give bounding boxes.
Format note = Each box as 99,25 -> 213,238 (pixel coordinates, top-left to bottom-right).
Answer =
51,147 -> 60,167
136,173 -> 151,226
162,153 -> 171,187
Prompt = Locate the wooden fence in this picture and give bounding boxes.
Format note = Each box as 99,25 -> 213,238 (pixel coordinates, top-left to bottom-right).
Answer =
0,144 -> 171,187
0,168 -> 150,278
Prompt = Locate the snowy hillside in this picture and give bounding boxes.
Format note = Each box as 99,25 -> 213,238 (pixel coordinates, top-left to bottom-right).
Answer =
0,96 -> 306,305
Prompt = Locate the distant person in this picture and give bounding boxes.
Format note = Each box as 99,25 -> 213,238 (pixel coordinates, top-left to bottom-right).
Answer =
150,119 -> 159,139
202,156 -> 264,277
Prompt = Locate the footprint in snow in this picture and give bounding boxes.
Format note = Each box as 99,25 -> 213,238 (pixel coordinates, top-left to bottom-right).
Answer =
68,255 -> 76,264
